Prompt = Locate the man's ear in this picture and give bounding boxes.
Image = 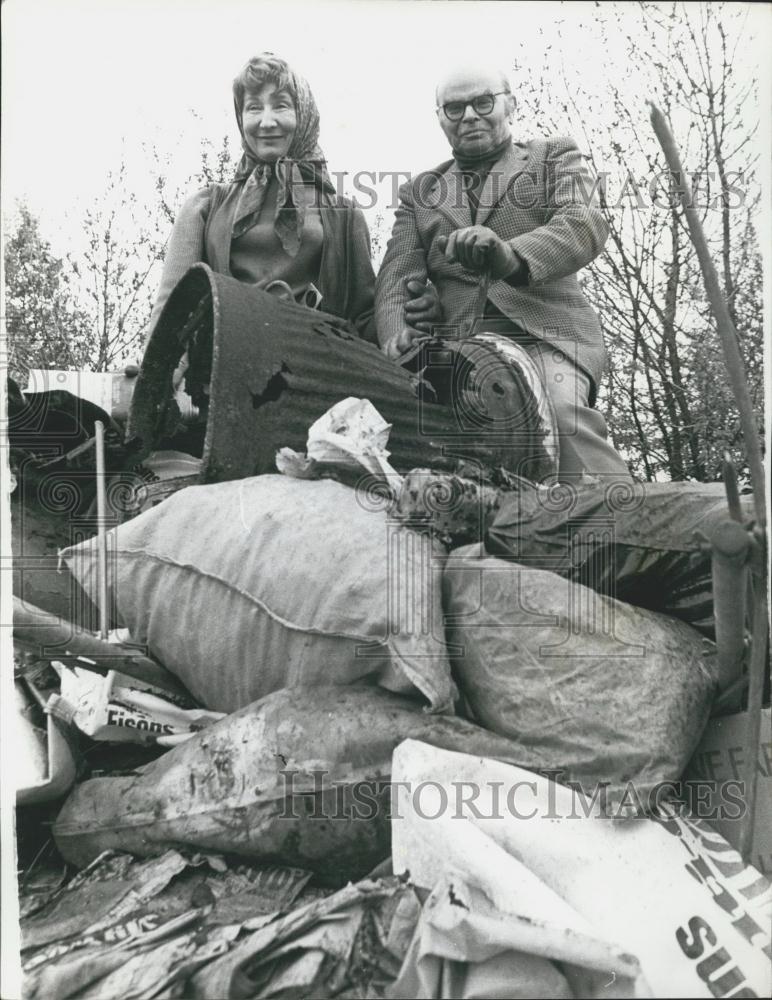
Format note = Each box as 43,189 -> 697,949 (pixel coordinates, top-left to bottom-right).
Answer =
506,94 -> 516,121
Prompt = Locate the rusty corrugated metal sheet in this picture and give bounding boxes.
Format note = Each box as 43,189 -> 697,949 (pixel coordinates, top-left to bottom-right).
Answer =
127,264 -> 551,484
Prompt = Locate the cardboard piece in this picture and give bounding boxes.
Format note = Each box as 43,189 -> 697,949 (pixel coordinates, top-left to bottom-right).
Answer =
684,707 -> 772,876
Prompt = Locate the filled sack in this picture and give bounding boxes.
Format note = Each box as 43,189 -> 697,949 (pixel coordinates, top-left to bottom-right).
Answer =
443,545 -> 719,800
60,476 -> 455,713
53,685 -> 546,882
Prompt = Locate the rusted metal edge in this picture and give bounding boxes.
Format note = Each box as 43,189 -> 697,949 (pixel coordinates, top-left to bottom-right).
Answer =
128,264 -> 553,484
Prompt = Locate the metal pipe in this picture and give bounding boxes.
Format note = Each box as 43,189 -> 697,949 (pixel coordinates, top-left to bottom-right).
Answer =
722,453 -> 744,524
12,596 -> 189,698
466,269 -> 492,340
710,519 -> 751,691
649,104 -> 767,866
94,420 -> 109,641
738,589 -> 768,861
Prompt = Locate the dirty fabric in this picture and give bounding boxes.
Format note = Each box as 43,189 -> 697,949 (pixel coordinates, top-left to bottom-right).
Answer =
395,469 -> 505,547
486,480 -> 756,636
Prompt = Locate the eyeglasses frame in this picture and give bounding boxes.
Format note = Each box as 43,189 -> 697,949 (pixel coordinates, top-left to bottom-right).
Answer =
436,91 -> 510,122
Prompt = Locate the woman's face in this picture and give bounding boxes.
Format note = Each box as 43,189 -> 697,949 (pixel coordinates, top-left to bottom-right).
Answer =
241,82 -> 297,162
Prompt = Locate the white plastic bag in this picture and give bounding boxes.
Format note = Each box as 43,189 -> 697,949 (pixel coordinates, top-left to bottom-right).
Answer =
277,397 -> 403,494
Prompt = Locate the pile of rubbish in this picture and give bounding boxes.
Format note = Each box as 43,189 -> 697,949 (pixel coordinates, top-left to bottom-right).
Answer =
19,737 -> 772,1000
9,288 -> 771,997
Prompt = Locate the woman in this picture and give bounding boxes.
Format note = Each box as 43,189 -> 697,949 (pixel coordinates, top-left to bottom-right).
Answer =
144,53 -> 379,346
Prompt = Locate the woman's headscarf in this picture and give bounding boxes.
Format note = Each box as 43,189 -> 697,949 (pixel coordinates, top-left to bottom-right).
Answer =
232,54 -> 336,256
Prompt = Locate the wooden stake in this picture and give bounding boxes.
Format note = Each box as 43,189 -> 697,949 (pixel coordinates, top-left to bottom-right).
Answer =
649,103 -> 769,865
648,103 -> 766,528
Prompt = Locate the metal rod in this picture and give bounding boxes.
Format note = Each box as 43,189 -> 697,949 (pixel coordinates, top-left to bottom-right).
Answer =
475,268 -> 491,320
648,103 -> 766,529
94,420 -> 109,641
710,672 -> 748,715
738,588 -> 768,861
710,520 -> 751,691
12,597 -> 190,697
465,269 -> 491,340
722,452 -> 744,524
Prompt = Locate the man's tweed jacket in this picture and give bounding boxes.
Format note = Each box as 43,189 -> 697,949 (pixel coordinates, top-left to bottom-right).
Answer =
375,136 -> 609,392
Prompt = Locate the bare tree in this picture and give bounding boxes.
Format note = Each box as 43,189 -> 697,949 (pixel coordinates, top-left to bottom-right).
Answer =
67,132 -> 237,372
69,159 -> 168,371
3,204 -> 92,383
512,1 -> 763,482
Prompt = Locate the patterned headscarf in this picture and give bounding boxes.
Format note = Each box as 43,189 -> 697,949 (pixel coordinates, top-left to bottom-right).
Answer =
232,55 -> 336,256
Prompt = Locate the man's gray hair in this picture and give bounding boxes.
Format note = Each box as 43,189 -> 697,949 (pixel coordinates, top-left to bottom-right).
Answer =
435,67 -> 512,105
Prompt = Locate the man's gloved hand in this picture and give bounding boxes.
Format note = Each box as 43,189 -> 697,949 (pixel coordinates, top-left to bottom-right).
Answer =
383,278 -> 443,360
384,325 -> 429,360
404,278 -> 443,333
437,226 -> 526,281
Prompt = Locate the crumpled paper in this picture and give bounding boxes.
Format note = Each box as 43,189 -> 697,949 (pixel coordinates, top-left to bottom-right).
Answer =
21,849 -> 315,1000
189,876 -> 410,999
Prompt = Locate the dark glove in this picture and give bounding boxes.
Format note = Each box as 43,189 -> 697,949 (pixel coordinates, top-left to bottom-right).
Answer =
437,226 -> 526,281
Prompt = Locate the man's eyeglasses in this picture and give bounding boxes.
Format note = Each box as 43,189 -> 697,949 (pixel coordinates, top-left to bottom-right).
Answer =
438,92 -> 509,122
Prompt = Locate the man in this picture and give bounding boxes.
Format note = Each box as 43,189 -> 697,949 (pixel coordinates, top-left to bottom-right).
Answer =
375,64 -> 630,481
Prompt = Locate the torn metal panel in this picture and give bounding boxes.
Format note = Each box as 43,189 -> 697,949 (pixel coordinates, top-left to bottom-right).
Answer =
127,264 -> 553,484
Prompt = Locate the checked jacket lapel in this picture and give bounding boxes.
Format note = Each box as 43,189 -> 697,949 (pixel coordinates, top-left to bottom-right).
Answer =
425,161 -> 473,230
474,141 -> 532,227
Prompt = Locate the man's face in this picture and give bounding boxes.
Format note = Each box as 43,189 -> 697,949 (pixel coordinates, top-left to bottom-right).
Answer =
436,68 -> 514,158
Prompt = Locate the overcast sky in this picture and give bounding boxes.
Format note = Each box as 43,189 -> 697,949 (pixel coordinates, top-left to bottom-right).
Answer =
2,0 -> 770,259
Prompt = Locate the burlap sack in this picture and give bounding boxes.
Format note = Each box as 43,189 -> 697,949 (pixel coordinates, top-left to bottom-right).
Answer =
61,476 -> 454,713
